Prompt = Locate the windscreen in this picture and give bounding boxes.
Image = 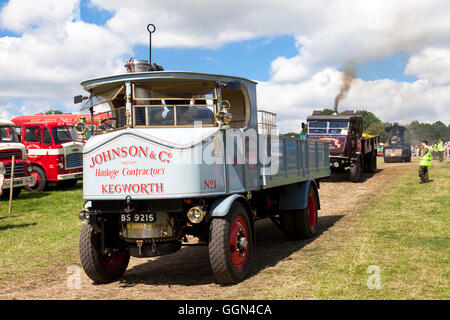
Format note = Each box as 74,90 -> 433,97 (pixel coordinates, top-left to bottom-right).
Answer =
308,121 -> 349,135
308,121 -> 327,134
68,126 -> 79,140
133,82 -> 216,127
51,126 -> 75,145
0,126 -> 19,143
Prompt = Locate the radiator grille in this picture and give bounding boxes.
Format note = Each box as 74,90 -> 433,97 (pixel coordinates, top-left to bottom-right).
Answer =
0,150 -> 22,161
66,153 -> 83,169
4,164 -> 25,177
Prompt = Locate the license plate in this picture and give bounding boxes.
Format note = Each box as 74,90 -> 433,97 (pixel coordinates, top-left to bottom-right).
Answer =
120,213 -> 156,223
391,153 -> 396,157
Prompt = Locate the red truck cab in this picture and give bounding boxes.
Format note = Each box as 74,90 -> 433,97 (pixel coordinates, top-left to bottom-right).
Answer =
0,120 -> 33,198
11,120 -> 84,191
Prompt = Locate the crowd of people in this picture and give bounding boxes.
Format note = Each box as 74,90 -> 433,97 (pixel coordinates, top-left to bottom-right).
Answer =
411,138 -> 450,162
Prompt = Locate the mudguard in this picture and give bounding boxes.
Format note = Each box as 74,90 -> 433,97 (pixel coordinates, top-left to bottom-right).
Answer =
278,179 -> 320,211
209,194 -> 255,243
210,194 -> 249,217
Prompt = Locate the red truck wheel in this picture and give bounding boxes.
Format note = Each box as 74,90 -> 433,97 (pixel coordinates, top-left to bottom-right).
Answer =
26,166 -> 46,192
294,186 -> 319,239
209,202 -> 253,285
79,224 -> 130,284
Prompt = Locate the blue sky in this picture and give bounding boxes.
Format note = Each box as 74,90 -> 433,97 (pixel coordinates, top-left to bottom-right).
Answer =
74,0 -> 417,83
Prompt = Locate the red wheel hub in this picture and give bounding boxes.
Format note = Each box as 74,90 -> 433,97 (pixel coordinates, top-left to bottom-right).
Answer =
307,194 -> 317,229
229,216 -> 249,271
30,171 -> 40,188
99,251 -> 126,269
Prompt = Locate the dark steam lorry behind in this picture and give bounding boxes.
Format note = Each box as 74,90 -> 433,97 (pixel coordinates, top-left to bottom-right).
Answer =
383,123 -> 411,163
305,111 -> 379,182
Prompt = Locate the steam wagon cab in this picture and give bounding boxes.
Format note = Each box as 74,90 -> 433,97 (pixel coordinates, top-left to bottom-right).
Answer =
77,63 -> 330,285
306,111 -> 378,182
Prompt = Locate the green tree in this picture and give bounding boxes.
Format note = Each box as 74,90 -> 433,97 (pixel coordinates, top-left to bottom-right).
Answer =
366,122 -> 391,143
42,109 -> 63,115
320,108 -> 334,115
354,110 -> 381,132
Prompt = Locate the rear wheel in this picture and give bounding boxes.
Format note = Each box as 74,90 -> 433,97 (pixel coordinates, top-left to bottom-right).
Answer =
280,210 -> 297,240
293,186 -> 319,239
209,202 -> 253,285
26,166 -> 46,192
372,152 -> 377,170
366,151 -> 376,173
79,224 -> 130,284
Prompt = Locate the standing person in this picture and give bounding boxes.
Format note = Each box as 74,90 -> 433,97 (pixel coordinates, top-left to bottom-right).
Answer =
419,140 -> 431,184
446,140 -> 450,163
437,138 -> 445,163
0,162 -> 4,197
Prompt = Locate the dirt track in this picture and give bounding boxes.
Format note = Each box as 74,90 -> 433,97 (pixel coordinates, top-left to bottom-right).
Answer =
0,160 -> 415,300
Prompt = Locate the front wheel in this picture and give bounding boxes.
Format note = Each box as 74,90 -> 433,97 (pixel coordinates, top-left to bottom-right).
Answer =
209,202 -> 253,285
79,224 -> 130,284
26,166 -> 46,192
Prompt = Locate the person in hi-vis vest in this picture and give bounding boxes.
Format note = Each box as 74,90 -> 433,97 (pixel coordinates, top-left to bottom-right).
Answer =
0,162 -> 4,197
419,140 -> 431,184
437,138 -> 445,163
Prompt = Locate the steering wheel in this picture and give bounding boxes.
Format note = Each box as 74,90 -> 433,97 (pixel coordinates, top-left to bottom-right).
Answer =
100,118 -> 117,130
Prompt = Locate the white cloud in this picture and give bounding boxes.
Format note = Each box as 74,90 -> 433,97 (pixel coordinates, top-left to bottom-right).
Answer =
258,70 -> 450,133
0,0 -> 80,33
405,48 -> 450,85
0,0 -> 131,116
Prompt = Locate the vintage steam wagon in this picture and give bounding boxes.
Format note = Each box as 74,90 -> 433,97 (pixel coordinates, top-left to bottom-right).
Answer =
306,111 -> 379,182
75,26 -> 330,285
383,123 -> 411,163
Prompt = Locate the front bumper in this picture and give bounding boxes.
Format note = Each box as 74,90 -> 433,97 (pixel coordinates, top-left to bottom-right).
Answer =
57,172 -> 83,181
2,175 -> 34,189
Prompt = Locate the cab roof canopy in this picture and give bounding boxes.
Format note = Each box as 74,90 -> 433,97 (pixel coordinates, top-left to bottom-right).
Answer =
307,114 -> 362,121
307,109 -> 361,121
80,70 -> 256,94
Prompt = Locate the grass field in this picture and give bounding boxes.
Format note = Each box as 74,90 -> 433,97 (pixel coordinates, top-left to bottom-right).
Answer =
292,160 -> 449,299
0,183 -> 82,287
0,159 -> 448,299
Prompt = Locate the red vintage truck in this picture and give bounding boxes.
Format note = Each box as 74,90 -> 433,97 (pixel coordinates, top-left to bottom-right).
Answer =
11,113 -> 108,142
10,118 -> 84,191
305,111 -> 379,182
0,119 -> 34,198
